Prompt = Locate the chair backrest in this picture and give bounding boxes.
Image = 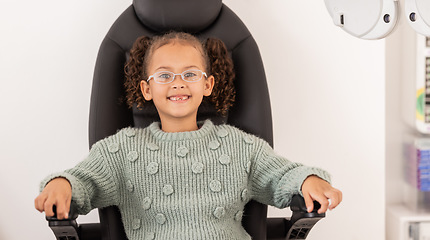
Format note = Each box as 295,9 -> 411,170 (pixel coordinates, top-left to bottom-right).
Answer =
88,1 -> 273,239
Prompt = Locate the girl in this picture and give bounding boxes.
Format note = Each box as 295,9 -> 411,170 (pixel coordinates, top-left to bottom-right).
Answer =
35,32 -> 342,240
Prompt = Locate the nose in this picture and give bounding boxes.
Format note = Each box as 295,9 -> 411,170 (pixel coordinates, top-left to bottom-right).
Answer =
171,74 -> 186,89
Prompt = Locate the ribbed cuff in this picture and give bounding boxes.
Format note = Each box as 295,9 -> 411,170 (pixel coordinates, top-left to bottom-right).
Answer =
39,172 -> 90,213
273,167 -> 331,208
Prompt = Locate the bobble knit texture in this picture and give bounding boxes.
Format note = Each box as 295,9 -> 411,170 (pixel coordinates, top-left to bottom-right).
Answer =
41,120 -> 331,240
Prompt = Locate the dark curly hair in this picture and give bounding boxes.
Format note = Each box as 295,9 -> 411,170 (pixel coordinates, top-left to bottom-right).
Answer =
124,32 -> 235,116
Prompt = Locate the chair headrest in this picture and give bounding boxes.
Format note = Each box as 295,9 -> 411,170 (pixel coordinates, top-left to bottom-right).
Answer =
133,0 -> 223,33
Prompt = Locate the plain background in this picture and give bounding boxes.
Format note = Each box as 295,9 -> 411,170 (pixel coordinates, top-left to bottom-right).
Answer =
0,0 -> 386,239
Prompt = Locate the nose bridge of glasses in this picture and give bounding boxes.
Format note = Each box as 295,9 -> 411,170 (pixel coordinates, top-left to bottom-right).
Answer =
169,73 -> 187,86
169,73 -> 185,84
173,73 -> 184,80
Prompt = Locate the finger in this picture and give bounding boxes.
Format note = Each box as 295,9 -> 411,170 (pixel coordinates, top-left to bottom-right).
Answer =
56,201 -> 68,220
34,194 -> 47,212
63,196 -> 71,219
328,197 -> 338,210
44,200 -> 55,217
57,194 -> 72,220
312,196 -> 329,214
328,190 -> 343,210
303,193 -> 314,213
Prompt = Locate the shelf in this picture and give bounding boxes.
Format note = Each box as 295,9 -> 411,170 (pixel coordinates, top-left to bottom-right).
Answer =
387,203 -> 430,240
388,203 -> 430,222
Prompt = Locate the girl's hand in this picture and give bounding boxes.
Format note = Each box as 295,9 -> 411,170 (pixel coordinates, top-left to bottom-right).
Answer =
34,177 -> 72,219
301,175 -> 342,214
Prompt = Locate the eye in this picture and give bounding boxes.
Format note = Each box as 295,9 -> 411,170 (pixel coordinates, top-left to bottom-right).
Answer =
183,71 -> 198,78
158,73 -> 172,79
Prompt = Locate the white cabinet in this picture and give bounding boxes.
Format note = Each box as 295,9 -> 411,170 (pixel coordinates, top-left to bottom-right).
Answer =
387,204 -> 430,240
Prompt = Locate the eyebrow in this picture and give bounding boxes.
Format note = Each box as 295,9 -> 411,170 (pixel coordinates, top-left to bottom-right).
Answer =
154,65 -> 201,72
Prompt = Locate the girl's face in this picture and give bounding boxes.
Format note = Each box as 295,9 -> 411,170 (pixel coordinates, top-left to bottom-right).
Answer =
140,42 -> 214,127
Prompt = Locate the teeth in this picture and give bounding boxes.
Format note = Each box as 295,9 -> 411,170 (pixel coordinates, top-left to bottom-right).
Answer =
170,96 -> 189,101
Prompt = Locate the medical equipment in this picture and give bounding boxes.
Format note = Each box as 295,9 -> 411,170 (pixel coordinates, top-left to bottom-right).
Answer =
324,0 -> 399,39
325,0 -> 430,39
405,0 -> 430,36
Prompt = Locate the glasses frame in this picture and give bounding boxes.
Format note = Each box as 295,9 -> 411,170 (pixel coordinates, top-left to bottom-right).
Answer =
146,69 -> 208,84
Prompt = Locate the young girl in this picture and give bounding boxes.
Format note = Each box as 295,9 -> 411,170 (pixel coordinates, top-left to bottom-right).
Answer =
35,32 -> 342,240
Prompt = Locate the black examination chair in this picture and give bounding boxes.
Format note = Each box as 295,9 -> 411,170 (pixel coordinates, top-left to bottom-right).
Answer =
46,0 -> 325,239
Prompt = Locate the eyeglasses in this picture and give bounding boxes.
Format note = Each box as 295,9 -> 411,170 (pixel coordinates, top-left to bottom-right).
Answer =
147,69 -> 207,84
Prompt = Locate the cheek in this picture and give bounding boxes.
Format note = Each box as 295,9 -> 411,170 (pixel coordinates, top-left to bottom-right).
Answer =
194,82 -> 208,92
150,87 -> 166,100
151,87 -> 174,108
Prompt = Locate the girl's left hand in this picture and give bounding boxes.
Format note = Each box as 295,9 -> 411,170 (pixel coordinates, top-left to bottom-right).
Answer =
301,175 -> 342,214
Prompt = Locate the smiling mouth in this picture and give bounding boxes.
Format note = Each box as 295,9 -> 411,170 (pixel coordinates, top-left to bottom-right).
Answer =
168,95 -> 190,101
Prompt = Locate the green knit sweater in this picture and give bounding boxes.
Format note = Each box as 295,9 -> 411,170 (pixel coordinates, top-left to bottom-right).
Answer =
41,120 -> 331,240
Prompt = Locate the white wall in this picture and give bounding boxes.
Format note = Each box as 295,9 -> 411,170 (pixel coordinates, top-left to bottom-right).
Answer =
385,12 -> 417,207
0,1 -> 386,239
0,1 -> 131,239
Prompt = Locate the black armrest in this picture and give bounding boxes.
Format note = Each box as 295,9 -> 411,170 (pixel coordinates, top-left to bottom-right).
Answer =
46,205 -> 101,240
46,195 -> 322,240
46,205 -> 80,240
267,195 -> 325,240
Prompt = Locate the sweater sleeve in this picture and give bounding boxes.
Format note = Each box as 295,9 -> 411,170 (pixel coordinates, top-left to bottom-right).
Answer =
39,143 -> 120,215
249,139 -> 332,209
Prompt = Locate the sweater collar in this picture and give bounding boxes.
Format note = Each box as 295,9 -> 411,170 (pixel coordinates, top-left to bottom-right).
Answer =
148,119 -> 215,141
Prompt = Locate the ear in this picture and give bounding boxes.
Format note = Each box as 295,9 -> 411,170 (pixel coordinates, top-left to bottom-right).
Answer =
203,75 -> 215,96
140,80 -> 153,101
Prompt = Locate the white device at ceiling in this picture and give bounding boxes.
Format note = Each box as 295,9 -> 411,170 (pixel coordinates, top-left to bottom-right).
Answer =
405,0 -> 430,37
324,0 -> 399,40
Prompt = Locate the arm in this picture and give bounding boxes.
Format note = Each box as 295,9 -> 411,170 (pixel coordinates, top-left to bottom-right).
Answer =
35,177 -> 72,219
35,143 -> 120,218
249,138 -> 339,212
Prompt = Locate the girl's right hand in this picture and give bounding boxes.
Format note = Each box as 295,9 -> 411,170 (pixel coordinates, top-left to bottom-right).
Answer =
34,177 -> 72,219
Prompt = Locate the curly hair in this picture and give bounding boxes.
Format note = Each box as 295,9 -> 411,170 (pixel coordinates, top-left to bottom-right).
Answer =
124,32 -> 235,116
